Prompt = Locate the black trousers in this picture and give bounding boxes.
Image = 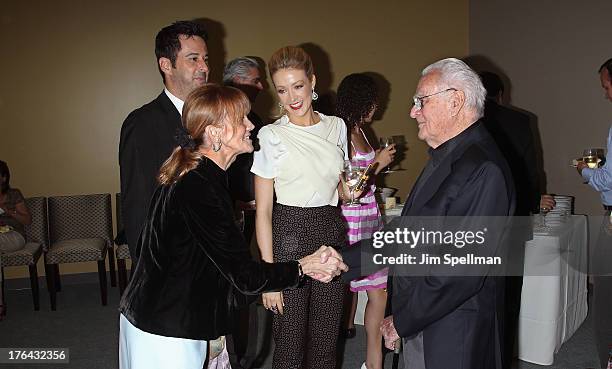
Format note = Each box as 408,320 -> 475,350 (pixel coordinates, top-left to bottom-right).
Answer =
270,204 -> 346,369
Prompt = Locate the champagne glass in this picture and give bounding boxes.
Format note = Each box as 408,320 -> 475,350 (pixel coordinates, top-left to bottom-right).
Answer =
343,160 -> 364,207
583,148 -> 599,169
379,136 -> 396,173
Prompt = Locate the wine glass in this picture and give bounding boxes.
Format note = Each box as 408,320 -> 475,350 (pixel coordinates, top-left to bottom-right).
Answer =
379,136 -> 396,173
343,160 -> 364,207
583,148 -> 600,169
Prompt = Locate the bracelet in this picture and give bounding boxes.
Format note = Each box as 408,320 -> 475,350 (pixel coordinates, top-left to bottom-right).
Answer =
295,260 -> 304,282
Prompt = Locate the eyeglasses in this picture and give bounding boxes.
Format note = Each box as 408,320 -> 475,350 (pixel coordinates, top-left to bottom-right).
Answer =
412,88 -> 457,110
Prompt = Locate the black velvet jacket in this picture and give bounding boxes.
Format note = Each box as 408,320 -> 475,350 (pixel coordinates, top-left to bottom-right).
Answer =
119,158 -> 300,340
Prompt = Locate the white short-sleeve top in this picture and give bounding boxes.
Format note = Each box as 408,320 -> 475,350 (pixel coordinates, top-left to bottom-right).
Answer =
251,113 -> 348,207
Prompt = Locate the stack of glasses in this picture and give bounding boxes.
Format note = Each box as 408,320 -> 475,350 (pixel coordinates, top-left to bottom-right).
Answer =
542,195 -> 573,228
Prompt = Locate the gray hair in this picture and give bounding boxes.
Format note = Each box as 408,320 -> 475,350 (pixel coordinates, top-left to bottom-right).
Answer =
222,57 -> 260,85
422,58 -> 486,118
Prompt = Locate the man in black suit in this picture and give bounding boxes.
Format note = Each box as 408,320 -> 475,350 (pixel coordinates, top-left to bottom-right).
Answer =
480,71 -> 556,369
223,56 -> 266,247
359,58 -> 515,369
480,71 -> 545,216
222,57 -> 267,369
119,21 -> 209,261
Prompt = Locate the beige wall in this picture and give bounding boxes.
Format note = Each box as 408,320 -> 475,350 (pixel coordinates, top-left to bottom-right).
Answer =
469,0 -> 612,215
1,0 -> 468,278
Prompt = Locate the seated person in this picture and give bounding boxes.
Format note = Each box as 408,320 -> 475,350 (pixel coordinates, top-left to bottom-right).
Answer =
0,160 -> 32,319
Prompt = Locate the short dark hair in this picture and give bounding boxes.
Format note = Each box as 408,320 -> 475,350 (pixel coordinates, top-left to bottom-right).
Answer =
335,73 -> 378,128
479,71 -> 504,99
0,160 -> 10,194
599,58 -> 612,81
155,21 -> 208,82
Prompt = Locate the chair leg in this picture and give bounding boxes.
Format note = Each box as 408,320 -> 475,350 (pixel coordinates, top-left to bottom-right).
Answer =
108,247 -> 117,287
46,264 -> 57,311
117,259 -> 127,297
54,264 -> 61,292
1,266 -> 5,316
97,260 -> 107,306
28,265 -> 40,311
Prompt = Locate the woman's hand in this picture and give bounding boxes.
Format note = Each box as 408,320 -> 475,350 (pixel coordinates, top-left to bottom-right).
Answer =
299,246 -> 348,282
375,144 -> 396,173
1,202 -> 31,226
338,174 -> 364,201
262,291 -> 284,315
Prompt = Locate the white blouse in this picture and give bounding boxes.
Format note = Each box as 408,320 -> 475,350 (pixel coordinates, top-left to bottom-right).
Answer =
251,113 -> 348,207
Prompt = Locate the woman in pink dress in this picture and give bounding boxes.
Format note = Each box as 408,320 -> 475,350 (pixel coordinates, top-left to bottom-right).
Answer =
337,74 -> 395,369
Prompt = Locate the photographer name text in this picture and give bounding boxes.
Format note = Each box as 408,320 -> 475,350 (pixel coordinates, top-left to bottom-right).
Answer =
372,253 -> 502,266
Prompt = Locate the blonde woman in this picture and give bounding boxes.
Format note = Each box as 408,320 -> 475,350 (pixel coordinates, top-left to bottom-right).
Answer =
252,46 -> 349,369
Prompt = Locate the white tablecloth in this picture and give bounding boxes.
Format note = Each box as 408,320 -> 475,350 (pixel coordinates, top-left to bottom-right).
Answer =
518,215 -> 589,365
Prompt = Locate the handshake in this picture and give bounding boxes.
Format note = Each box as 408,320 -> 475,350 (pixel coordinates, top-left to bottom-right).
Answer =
265,246 -> 348,315
298,246 -> 348,283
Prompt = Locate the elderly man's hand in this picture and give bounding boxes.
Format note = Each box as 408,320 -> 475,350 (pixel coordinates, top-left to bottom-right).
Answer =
380,316 -> 400,350
299,246 -> 348,283
576,161 -> 589,175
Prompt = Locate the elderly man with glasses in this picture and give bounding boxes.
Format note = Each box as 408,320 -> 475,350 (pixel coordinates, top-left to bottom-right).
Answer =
389,57 -> 515,369
343,58 -> 515,369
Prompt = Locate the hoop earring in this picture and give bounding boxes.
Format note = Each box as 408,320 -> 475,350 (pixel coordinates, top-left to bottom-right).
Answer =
213,139 -> 222,152
312,89 -> 319,101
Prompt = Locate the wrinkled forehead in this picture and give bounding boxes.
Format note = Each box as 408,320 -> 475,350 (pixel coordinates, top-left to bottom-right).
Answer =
416,72 -> 442,95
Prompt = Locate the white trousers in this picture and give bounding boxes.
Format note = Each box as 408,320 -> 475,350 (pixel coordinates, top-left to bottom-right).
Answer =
119,314 -> 207,369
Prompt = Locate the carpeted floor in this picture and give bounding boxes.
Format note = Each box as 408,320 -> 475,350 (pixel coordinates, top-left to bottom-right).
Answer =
0,276 -> 601,369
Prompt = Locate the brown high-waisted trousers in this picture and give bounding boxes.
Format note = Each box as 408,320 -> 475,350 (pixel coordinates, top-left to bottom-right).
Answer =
271,204 -> 346,369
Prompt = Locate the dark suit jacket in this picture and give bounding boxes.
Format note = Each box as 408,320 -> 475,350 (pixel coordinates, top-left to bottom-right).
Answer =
343,121 -> 515,369
120,158 -> 300,340
119,91 -> 182,261
483,100 -> 539,215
